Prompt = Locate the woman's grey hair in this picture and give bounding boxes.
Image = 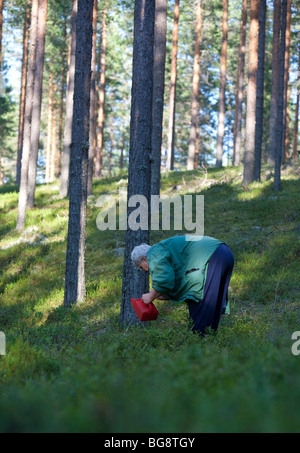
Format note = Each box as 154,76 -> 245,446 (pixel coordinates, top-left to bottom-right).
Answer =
131,243 -> 151,266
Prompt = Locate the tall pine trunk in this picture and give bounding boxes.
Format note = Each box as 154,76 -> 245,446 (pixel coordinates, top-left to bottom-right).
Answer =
88,0 -> 97,195
267,0 -> 281,164
0,0 -> 4,69
166,0 -> 180,171
282,0 -> 292,161
254,0 -> 267,181
292,49 -> 300,161
17,0 -> 31,186
60,0 -> 77,198
27,0 -> 48,208
64,0 -> 94,307
243,0 -> 259,186
16,0 -> 39,232
120,0 -> 155,326
233,0 -> 247,167
57,14 -> 68,179
187,0 -> 203,171
215,0 -> 228,167
95,8 -> 108,178
274,0 -> 288,191
45,73 -> 53,183
151,0 -> 167,195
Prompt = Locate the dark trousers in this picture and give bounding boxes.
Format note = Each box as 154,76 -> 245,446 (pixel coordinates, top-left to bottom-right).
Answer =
187,244 -> 234,334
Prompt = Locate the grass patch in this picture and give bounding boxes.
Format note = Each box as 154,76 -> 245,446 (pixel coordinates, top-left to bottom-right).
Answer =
0,164 -> 300,433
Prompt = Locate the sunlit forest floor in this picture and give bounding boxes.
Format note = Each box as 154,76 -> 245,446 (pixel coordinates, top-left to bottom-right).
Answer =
0,163 -> 300,433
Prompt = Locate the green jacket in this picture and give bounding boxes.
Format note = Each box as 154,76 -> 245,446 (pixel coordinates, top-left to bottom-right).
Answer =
147,235 -> 224,303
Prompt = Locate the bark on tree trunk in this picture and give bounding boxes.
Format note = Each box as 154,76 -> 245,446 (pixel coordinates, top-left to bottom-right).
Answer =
254,0 -> 267,181
151,0 -> 167,195
167,0 -> 180,171
27,0 -> 48,208
282,0 -> 292,161
0,0 -> 4,69
64,0 -> 94,307
243,0 -> 259,186
187,0 -> 203,171
95,8 -> 108,178
57,14 -> 67,179
267,0 -> 281,164
233,0 -> 247,167
60,0 -> 77,198
274,0 -> 288,191
120,0 -> 155,327
88,0 -> 97,195
45,73 -> 53,183
16,0 -> 39,232
215,0 -> 228,168
292,49 -> 300,161
17,0 -> 31,186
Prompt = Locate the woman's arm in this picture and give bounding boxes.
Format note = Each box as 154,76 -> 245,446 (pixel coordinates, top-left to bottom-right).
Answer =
142,289 -> 162,305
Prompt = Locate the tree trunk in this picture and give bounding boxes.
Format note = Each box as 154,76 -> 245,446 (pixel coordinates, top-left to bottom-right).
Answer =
27,0 -> 48,208
151,0 -> 167,195
254,0 -> 267,181
17,0 -> 31,186
166,0 -> 180,171
187,0 -> 203,171
50,80 -> 58,182
215,0 -> 228,168
88,0 -> 97,195
243,0 -> 259,186
120,0 -> 155,326
267,0 -> 281,164
45,73 -> 53,183
64,0 -> 94,307
282,0 -> 292,161
16,0 -> 39,232
0,0 -> 4,69
57,14 -> 67,179
292,49 -> 300,161
59,0 -> 77,198
95,8 -> 108,178
233,0 -> 247,167
274,0 -> 288,191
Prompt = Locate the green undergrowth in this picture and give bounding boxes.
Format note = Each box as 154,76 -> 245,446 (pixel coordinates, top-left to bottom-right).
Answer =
0,164 -> 300,433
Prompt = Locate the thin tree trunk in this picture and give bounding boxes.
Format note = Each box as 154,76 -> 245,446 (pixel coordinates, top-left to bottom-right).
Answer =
0,0 -> 4,69
243,0 -> 259,185
292,49 -> 300,161
64,0 -> 94,307
17,0 -> 31,186
16,0 -> 39,232
233,0 -> 247,166
95,8 -> 108,178
27,0 -> 48,208
215,0 -> 228,167
274,0 -> 288,191
120,0 -> 155,326
151,0 -> 167,194
282,0 -> 292,161
187,0 -> 203,171
267,0 -> 281,164
60,0 -> 78,198
254,0 -> 267,181
50,80 -> 58,182
57,14 -> 67,178
45,73 -> 53,183
109,116 -> 114,177
167,0 -> 180,171
88,0 -> 97,195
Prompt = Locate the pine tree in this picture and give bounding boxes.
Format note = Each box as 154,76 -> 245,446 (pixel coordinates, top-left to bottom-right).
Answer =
120,0 -> 155,326
64,0 -> 94,307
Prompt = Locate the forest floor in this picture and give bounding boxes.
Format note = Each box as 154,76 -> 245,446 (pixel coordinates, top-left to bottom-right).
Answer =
0,163 -> 300,433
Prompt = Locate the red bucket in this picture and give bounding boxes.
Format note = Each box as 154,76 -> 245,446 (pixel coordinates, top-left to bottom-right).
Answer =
131,298 -> 159,321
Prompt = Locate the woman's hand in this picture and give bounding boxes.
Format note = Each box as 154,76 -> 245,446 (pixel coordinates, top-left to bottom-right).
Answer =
142,289 -> 161,305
